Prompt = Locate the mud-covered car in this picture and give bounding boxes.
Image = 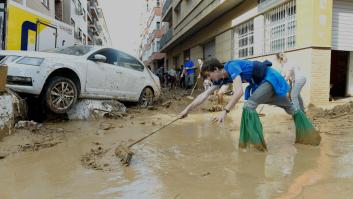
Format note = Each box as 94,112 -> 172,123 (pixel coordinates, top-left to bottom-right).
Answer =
0,45 -> 161,114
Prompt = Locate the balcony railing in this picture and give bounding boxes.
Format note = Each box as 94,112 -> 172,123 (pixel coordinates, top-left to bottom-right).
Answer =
160,28 -> 173,50
89,1 -> 99,19
162,0 -> 172,17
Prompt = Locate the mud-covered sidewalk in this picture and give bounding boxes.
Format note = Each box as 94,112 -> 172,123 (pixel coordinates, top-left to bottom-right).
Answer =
0,91 -> 353,198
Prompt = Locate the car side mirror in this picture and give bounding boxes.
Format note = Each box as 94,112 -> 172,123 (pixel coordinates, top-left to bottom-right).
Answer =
90,54 -> 107,63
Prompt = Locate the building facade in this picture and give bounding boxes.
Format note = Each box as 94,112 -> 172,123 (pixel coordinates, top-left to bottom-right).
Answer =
160,0 -> 353,107
87,0 -> 111,46
62,0 -> 89,45
139,0 -> 166,72
0,0 -> 110,50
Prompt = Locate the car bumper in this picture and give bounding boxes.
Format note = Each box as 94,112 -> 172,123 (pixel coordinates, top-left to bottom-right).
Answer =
6,64 -> 47,95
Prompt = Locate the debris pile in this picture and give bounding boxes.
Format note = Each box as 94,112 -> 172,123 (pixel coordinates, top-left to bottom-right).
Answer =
203,105 -> 224,112
309,102 -> 353,120
0,89 -> 27,137
67,99 -> 127,120
15,121 -> 42,131
18,142 -> 61,152
81,144 -> 110,171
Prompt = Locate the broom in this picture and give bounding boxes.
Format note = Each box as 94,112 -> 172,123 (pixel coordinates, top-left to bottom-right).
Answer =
115,118 -> 179,166
186,79 -> 199,100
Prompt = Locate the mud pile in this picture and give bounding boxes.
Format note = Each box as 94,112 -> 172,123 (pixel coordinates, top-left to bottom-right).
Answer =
309,102 -> 353,120
0,126 -> 68,159
157,88 -> 190,105
81,144 -> 108,171
202,105 -> 224,112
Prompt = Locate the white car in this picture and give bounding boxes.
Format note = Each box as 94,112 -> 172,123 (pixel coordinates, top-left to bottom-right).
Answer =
0,45 -> 161,114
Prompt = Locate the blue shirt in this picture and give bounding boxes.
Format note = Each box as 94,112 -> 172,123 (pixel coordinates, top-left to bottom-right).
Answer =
224,60 -> 254,83
213,59 -> 289,98
184,60 -> 195,75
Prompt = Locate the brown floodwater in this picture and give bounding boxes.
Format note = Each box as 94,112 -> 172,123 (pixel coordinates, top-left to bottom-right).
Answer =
0,106 -> 353,199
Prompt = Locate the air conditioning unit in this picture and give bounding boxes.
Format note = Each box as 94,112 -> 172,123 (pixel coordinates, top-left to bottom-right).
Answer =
76,7 -> 83,15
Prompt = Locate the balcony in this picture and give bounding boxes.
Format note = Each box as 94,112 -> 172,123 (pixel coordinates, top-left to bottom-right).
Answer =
88,27 -> 98,36
161,0 -> 172,22
257,0 -> 287,12
160,28 -> 173,50
87,10 -> 93,22
147,29 -> 162,44
89,0 -> 99,20
97,23 -> 103,33
160,0 -> 245,52
89,20 -> 99,35
94,36 -> 103,46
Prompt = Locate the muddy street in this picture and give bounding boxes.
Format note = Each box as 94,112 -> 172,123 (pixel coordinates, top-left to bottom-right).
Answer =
0,100 -> 352,199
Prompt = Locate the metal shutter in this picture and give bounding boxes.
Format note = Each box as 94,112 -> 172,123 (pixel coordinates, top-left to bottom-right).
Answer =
332,0 -> 353,51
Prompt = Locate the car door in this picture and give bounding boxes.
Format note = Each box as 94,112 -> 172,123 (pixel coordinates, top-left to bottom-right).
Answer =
114,50 -> 146,100
85,48 -> 120,97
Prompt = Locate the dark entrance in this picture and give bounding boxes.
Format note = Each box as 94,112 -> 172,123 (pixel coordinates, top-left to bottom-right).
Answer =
0,0 -> 6,50
330,50 -> 349,97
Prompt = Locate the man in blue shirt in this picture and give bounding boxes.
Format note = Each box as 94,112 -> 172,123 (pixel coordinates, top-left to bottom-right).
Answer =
183,57 -> 196,89
179,58 -> 321,151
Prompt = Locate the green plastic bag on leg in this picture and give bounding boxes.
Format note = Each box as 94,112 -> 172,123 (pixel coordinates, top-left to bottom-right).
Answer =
239,108 -> 267,151
293,110 -> 321,146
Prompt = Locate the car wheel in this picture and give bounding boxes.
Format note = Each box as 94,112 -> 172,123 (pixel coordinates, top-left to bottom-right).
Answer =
138,87 -> 154,108
43,76 -> 78,114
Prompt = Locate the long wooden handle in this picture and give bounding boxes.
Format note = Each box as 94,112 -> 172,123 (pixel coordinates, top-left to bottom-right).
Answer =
189,80 -> 198,96
128,118 -> 179,148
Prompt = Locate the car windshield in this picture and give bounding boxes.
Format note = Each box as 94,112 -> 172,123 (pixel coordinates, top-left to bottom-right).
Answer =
43,45 -> 94,56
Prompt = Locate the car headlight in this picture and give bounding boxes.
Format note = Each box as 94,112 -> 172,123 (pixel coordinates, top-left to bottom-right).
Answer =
16,57 -> 44,66
0,55 -> 21,64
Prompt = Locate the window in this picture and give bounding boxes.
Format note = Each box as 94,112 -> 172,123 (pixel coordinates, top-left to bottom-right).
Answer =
89,49 -> 118,64
83,34 -> 87,45
78,28 -> 82,39
156,22 -> 160,29
78,0 -> 82,9
42,0 -> 49,8
117,51 -> 144,72
71,18 -> 75,27
156,41 -> 160,51
264,0 -> 296,53
70,18 -> 75,27
157,0 -> 160,7
232,20 -> 254,58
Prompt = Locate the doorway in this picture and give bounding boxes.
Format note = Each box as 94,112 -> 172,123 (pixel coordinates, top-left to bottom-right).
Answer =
203,39 -> 215,59
330,50 -> 349,97
0,0 -> 6,50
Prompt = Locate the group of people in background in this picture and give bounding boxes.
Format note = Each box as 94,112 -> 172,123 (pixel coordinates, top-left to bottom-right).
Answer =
153,52 -> 307,113
153,56 -> 198,91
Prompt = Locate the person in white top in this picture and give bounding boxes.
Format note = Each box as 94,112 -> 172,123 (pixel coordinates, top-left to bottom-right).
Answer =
168,68 -> 177,90
198,58 -> 212,90
276,52 -> 306,112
